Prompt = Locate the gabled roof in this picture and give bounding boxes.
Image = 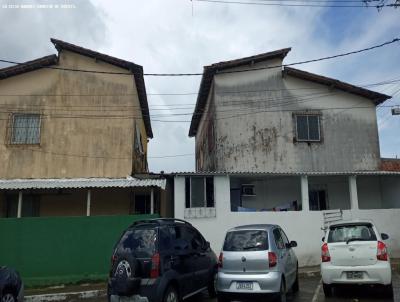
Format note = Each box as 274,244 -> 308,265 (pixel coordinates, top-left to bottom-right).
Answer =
188,48 -> 292,137
0,55 -> 58,79
0,39 -> 153,138
188,48 -> 392,137
283,67 -> 391,105
51,38 -> 153,138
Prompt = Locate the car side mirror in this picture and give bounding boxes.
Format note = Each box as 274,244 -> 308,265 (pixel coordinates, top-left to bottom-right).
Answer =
286,241 -> 297,248
322,237 -> 325,242
381,233 -> 389,240
205,241 -> 211,250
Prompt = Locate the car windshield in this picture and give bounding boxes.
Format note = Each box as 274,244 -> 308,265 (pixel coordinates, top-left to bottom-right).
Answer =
223,230 -> 268,251
116,228 -> 157,257
328,224 -> 377,243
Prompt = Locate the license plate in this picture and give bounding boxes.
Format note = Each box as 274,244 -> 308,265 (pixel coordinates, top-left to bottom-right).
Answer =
236,281 -> 253,290
346,271 -> 363,279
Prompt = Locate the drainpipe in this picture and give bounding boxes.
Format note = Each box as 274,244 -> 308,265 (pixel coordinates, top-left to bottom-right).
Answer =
86,189 -> 91,216
17,191 -> 23,218
150,187 -> 154,215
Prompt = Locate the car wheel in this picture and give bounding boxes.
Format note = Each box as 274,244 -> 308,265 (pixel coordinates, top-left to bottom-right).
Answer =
217,293 -> 230,302
322,283 -> 332,297
163,286 -> 179,302
1,292 -> 16,302
207,272 -> 217,298
278,279 -> 286,302
292,269 -> 299,293
383,284 -> 393,299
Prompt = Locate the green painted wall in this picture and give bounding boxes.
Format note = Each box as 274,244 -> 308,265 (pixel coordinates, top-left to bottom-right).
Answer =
0,214 -> 158,287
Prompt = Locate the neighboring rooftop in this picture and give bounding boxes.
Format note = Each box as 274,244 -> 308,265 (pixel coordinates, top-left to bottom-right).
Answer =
0,38 -> 153,138
381,158 -> 400,172
188,48 -> 391,137
0,55 -> 58,79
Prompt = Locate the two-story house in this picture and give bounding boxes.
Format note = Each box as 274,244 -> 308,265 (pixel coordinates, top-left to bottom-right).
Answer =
173,49 -> 400,266
0,39 -> 170,218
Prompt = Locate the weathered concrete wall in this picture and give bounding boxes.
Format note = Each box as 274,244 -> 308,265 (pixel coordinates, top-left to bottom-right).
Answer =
0,50 -> 148,178
196,84 -> 216,171
195,58 -> 380,172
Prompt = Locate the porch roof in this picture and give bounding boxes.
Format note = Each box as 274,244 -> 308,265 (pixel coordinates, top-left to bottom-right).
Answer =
0,177 -> 166,190
171,171 -> 400,176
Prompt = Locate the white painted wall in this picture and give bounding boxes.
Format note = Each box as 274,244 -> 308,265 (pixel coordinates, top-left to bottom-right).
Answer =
230,176 -> 301,210
175,175 -> 400,267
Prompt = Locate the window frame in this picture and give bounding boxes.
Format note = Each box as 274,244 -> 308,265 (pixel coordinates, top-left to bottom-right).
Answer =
294,112 -> 322,143
185,176 -> 215,209
9,113 -> 42,145
273,228 -> 285,250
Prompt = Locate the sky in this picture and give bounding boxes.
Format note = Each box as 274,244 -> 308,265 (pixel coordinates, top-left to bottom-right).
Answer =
0,0 -> 399,172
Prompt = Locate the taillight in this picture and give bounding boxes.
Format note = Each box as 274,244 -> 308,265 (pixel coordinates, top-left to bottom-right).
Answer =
321,243 -> 331,262
218,252 -> 223,268
268,252 -> 277,268
111,254 -> 117,266
377,241 -> 388,261
150,253 -> 160,278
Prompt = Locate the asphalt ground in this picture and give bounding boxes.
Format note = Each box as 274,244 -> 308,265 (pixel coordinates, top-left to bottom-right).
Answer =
62,273 -> 400,302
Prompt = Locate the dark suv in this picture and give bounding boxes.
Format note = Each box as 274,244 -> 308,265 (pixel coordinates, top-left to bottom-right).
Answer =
108,218 -> 218,302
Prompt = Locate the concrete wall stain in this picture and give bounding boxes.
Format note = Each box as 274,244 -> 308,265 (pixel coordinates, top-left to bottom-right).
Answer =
195,58 -> 381,172
0,50 -> 149,178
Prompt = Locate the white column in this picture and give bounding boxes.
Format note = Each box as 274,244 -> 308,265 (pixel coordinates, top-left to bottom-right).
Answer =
150,187 -> 154,214
349,176 -> 359,210
17,191 -> 23,218
86,189 -> 91,216
301,175 -> 309,212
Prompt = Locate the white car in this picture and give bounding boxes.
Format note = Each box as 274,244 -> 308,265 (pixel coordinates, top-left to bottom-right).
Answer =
320,220 -> 392,298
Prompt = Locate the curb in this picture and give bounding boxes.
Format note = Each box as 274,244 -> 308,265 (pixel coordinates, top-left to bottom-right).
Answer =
24,289 -> 106,302
299,270 -> 320,278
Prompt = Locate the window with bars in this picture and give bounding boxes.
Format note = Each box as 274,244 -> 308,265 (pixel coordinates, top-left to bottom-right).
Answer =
10,114 -> 41,145
295,114 -> 321,142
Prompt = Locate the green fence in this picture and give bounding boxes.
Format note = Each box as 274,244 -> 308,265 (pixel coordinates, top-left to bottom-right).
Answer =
0,214 -> 158,287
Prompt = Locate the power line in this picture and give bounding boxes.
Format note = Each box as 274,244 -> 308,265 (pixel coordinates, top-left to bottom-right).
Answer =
23,148 -> 194,160
1,37 -> 399,77
0,76 -> 397,114
192,0 -> 396,8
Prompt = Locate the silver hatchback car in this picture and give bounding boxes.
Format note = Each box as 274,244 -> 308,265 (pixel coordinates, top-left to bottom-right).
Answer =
217,224 -> 298,302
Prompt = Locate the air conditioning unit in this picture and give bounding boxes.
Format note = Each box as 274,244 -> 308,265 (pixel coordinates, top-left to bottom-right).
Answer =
241,184 -> 255,196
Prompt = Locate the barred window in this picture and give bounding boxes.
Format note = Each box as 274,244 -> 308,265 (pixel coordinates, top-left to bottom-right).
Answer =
11,114 -> 41,144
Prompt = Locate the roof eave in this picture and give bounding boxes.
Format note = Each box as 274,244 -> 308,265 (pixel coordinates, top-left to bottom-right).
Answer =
0,55 -> 58,80
283,67 -> 391,105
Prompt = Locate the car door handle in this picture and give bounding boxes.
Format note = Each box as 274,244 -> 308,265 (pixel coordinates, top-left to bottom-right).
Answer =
170,256 -> 178,262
